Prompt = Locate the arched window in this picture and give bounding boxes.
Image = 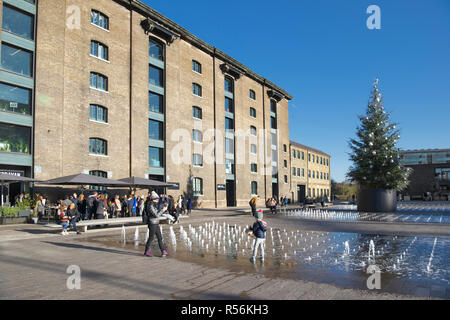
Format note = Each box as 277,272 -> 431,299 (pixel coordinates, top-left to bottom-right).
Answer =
192,83 -> 202,97
192,60 -> 202,74
89,104 -> 108,123
91,10 -> 109,30
90,72 -> 108,91
90,40 -> 109,60
89,170 -> 107,191
192,106 -> 202,119
89,138 -> 107,155
249,89 -> 256,100
250,126 -> 257,136
250,107 -> 256,118
224,76 -> 233,93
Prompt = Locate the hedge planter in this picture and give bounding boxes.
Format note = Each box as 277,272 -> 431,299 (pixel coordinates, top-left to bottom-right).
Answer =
0,216 -> 29,225
357,188 -> 397,212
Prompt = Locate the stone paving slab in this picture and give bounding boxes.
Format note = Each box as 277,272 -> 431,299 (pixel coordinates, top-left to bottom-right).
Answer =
0,212 -> 441,300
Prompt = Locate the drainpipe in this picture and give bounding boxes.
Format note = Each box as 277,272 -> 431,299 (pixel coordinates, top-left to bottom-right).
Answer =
129,1 -> 133,177
213,48 -> 217,208
262,79 -> 267,201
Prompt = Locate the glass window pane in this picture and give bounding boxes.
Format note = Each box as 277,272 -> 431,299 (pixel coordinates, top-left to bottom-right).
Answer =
0,83 -> 31,115
225,97 -> 233,113
149,119 -> 163,140
225,77 -> 233,92
149,40 -> 163,60
0,122 -> 31,153
225,118 -> 234,130
149,92 -> 163,113
2,5 -> 34,39
149,65 -> 163,87
1,43 -> 33,76
149,147 -> 163,167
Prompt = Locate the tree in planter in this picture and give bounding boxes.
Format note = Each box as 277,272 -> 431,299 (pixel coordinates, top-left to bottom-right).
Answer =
347,79 -> 410,209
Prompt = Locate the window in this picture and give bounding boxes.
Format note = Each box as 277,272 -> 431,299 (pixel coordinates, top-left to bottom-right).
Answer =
302,168 -> 305,177
1,43 -> 33,77
149,39 -> 163,60
271,116 -> 277,129
250,107 -> 256,118
251,181 -> 258,195
297,151 -> 300,159
326,159 -> 329,166
192,83 -> 202,97
192,153 -> 203,167
224,77 -> 233,93
308,170 -> 311,178
149,119 -> 163,140
149,65 -> 163,87
0,83 -> 31,115
192,129 -> 202,143
312,155 -> 315,162
249,89 -> 256,100
284,160 -> 287,168
225,97 -> 233,113
270,100 -> 277,113
320,172 -> 323,179
90,72 -> 108,91
225,138 -> 234,154
89,138 -> 107,155
226,159 -> 235,174
192,106 -> 202,119
320,157 -> 323,165
297,168 -> 300,176
89,170 -> 107,192
312,171 -> 315,179
225,117 -> 234,130
91,10 -> 109,30
292,167 -> 296,176
2,5 -> 34,39
193,177 -> 203,196
292,150 -> 296,159
284,175 -> 288,183
149,92 -> 163,113
192,60 -> 202,74
250,126 -> 257,136
308,153 -> 311,161
302,152 -> 304,160
317,156 -> 319,164
90,41 -> 108,60
283,144 -> 287,152
0,122 -> 31,153
251,163 -> 257,173
149,147 -> 163,167
89,104 -> 107,123
250,144 -> 257,154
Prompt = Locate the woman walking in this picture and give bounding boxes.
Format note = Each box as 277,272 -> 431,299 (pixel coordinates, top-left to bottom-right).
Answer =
144,191 -> 168,257
95,194 -> 107,219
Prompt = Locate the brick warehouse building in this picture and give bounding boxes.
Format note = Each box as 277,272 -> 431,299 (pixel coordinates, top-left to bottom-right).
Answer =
0,0 -> 294,208
289,141 -> 331,203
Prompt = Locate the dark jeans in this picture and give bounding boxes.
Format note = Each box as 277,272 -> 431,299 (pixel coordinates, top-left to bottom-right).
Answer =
144,224 -> 166,253
270,206 -> 276,214
69,217 -> 79,232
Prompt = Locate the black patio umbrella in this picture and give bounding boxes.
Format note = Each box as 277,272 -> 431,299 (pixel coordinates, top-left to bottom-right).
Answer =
37,173 -> 130,187
0,173 -> 41,206
117,176 -> 174,189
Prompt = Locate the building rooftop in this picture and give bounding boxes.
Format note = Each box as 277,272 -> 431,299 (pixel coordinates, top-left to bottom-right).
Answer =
290,140 -> 330,157
124,0 -> 292,100
399,148 -> 450,154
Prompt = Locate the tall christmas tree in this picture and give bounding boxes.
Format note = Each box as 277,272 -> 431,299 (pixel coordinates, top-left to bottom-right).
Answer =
347,79 -> 410,191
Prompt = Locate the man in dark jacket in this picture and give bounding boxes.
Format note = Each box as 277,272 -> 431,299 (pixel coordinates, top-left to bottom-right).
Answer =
143,191 -> 168,257
87,192 -> 98,220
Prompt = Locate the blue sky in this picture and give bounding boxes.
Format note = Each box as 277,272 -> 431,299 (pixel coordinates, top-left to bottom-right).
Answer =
142,0 -> 450,182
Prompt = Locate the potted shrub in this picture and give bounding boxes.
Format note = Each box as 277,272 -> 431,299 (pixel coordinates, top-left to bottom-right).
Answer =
0,207 -> 23,224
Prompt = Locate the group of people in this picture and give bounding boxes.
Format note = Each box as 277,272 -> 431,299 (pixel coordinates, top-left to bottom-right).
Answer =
51,191 -> 192,235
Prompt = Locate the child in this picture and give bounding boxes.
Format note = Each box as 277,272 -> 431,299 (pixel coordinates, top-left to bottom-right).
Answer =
248,210 -> 267,263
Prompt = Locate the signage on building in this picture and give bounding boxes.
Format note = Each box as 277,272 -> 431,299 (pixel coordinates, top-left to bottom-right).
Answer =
9,102 -> 18,109
167,182 -> 180,190
217,184 -> 226,191
0,170 -> 24,177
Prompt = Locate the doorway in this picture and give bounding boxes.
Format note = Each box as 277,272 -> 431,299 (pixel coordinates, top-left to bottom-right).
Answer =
226,180 -> 235,207
297,184 -> 306,203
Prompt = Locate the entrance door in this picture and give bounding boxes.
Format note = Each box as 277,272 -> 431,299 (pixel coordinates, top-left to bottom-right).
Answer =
272,182 -> 278,199
226,180 -> 235,207
297,185 -> 306,203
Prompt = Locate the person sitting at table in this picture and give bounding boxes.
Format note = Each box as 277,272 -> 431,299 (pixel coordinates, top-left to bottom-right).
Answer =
59,204 -> 70,235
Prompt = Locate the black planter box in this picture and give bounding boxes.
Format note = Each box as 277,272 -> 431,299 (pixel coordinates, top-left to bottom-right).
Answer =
357,188 -> 397,212
0,217 -> 30,225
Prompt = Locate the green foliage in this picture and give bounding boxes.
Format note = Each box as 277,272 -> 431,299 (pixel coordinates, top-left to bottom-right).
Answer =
0,206 -> 20,217
347,79 -> 410,191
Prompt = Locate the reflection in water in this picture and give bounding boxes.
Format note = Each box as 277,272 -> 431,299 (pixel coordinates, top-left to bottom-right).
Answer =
83,221 -> 450,297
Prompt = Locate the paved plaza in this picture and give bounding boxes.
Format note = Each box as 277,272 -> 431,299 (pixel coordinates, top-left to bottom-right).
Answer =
0,208 -> 449,300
